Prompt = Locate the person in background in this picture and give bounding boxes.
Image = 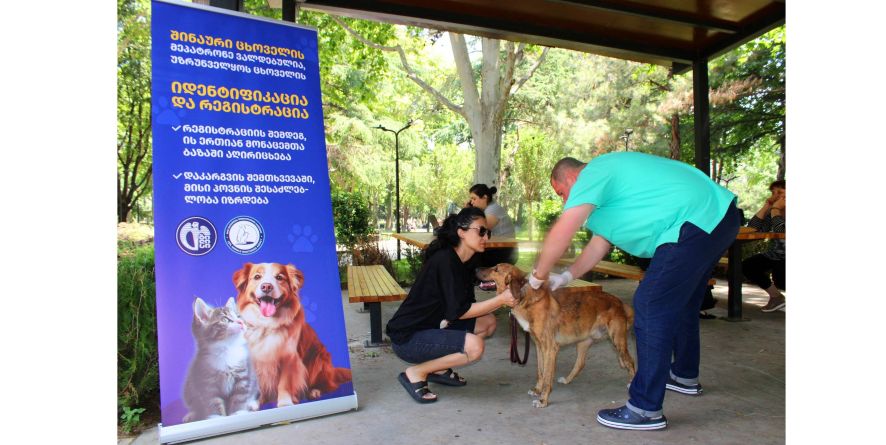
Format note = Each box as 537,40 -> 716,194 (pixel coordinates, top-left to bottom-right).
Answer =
742,180 -> 786,312
386,207 -> 516,403
468,184 -> 518,267
532,154 -> 740,430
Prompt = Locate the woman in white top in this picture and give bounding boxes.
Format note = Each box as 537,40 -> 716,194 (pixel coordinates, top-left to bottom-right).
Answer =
468,184 -> 518,267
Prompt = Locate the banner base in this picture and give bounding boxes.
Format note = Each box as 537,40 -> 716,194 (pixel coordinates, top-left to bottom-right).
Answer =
159,393 -> 358,444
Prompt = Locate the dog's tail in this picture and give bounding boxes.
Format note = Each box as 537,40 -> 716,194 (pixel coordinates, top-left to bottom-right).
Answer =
333,367 -> 352,385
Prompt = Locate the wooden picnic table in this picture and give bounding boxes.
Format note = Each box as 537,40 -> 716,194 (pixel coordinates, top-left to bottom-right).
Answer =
725,226 -> 786,321
390,232 -> 519,249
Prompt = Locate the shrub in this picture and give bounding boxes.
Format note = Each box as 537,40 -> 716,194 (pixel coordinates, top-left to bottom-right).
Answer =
117,242 -> 159,426
331,188 -> 373,250
350,237 -> 394,275
533,199 -> 562,234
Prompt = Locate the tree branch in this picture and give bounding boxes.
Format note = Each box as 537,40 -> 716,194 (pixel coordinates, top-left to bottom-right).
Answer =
511,47 -> 548,96
331,16 -> 465,118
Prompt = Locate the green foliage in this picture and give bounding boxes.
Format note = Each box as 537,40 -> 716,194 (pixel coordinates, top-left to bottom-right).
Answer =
117,0 -> 153,222
120,406 -> 146,434
513,129 -> 560,240
117,242 -> 159,425
331,188 -> 373,249
679,26 -> 786,183
401,247 -> 424,285
533,199 -> 562,234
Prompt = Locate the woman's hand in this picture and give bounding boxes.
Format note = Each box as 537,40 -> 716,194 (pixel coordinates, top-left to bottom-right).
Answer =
771,197 -> 785,211
497,288 -> 517,308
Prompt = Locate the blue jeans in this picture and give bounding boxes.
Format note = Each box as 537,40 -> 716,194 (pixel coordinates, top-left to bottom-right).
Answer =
627,202 -> 741,415
391,318 -> 477,364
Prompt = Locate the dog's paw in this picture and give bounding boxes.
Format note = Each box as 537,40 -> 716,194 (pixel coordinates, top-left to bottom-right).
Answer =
557,376 -> 569,384
528,389 -> 540,397
532,399 -> 548,408
308,389 -> 321,399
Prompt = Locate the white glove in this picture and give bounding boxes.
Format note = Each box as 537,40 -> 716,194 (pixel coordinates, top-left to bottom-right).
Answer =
528,270 -> 544,290
548,270 -> 573,291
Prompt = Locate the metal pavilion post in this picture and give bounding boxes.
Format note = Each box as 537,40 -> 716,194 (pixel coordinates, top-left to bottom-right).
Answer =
375,121 -> 412,260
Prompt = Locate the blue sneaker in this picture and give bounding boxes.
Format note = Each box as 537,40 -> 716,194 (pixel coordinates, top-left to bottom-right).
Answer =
666,376 -> 703,395
596,405 -> 667,430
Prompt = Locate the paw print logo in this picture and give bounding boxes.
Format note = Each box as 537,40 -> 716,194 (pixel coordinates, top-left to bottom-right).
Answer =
153,96 -> 186,126
288,224 -> 319,253
300,296 -> 319,323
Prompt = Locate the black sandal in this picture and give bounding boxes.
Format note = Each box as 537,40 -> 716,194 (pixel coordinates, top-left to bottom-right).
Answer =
398,372 -> 437,403
427,368 -> 467,386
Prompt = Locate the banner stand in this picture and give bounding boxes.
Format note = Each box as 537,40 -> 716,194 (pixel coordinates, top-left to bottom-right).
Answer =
151,1 -> 358,442
159,394 -> 358,444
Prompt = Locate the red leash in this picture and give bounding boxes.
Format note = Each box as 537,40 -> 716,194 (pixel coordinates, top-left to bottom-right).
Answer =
509,313 -> 530,365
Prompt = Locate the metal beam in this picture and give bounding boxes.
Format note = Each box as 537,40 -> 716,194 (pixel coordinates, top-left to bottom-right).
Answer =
693,57 -> 710,176
209,0 -> 242,11
283,0 -> 296,22
555,0 -> 740,33
300,0 -> 696,65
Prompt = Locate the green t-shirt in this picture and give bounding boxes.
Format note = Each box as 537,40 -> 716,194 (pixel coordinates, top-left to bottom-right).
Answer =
564,152 -> 736,258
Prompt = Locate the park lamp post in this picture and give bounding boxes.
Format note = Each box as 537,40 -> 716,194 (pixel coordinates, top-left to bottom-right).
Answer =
375,120 -> 412,260
621,128 -> 633,151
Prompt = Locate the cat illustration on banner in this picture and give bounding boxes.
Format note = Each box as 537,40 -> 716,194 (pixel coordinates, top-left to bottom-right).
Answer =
182,297 -> 259,423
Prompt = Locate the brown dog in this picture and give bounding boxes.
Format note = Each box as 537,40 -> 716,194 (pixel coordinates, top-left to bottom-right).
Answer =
234,262 -> 351,407
476,263 -> 635,408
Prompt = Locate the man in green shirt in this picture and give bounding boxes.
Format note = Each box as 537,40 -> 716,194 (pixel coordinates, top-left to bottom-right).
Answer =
530,153 -> 740,430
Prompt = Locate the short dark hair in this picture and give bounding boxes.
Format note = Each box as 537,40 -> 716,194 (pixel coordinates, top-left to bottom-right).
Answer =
551,157 -> 586,182
769,179 -> 785,191
469,183 -> 497,203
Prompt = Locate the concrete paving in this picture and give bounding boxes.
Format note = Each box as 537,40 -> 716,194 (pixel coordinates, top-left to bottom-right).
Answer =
123,278 -> 785,445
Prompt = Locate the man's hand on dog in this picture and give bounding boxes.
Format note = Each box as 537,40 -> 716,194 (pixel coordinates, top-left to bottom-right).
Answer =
529,270 -> 545,290
548,270 -> 573,291
497,288 -> 517,307
529,269 -> 573,291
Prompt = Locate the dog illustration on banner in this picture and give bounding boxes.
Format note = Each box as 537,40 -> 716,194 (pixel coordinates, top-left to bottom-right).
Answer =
182,297 -> 260,422
233,262 -> 352,407
476,263 -> 636,408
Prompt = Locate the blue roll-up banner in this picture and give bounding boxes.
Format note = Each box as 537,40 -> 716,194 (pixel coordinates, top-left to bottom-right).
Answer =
151,1 -> 357,442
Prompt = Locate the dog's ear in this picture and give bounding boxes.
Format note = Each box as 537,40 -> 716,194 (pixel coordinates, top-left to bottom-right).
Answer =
285,264 -> 305,294
232,263 -> 253,292
507,266 -> 526,302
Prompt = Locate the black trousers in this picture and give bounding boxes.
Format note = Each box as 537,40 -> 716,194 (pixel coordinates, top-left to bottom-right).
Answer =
742,254 -> 785,290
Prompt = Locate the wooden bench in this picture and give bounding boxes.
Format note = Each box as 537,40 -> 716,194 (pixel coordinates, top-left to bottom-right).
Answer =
347,265 -> 406,347
558,258 -> 717,286
515,265 -> 602,295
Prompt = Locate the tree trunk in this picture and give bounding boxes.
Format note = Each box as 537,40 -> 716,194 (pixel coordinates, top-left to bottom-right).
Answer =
669,112 -> 681,160
777,132 -> 786,180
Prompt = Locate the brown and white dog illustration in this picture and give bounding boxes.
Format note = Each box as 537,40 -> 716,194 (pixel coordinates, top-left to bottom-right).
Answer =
234,262 -> 351,407
477,263 -> 635,408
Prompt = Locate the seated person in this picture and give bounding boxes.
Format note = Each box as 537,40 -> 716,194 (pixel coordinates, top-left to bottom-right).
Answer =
742,180 -> 786,312
468,184 -> 518,267
386,207 -> 516,403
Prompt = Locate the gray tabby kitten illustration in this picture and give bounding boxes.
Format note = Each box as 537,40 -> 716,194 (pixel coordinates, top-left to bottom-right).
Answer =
183,297 -> 259,423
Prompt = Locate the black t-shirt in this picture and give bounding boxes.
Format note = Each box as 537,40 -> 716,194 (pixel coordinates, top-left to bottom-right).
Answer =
385,248 -> 476,344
